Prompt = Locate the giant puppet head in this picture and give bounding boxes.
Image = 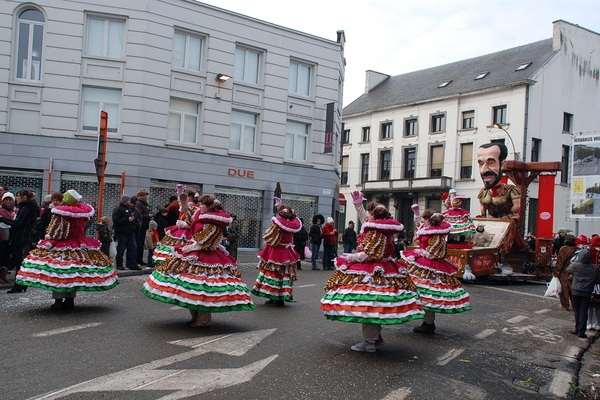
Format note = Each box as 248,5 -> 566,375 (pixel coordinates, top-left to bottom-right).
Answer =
477,142 -> 508,189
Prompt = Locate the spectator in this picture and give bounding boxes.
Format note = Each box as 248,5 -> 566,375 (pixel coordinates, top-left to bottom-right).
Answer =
554,229 -> 567,255
322,217 -> 338,271
342,221 -> 357,254
309,215 -> 323,270
97,216 -> 113,258
135,189 -> 153,266
165,195 -> 179,227
566,250 -> 600,338
227,213 -> 239,260
145,220 -> 159,267
553,234 -> 577,311
0,189 -> 39,293
0,192 -> 17,283
112,194 -> 138,270
293,218 -> 308,270
153,207 -> 169,240
0,185 -> 7,200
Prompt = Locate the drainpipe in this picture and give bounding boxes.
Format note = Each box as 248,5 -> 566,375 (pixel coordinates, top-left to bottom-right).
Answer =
522,83 -> 530,162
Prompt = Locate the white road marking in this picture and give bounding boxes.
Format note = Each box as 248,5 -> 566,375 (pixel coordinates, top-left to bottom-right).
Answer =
535,309 -> 552,314
506,315 -> 528,323
382,387 -> 412,399
502,325 -> 563,343
296,284 -> 316,288
33,323 -> 102,337
549,370 -> 572,398
436,348 -> 464,366
31,329 -> 277,400
474,329 -> 496,339
484,285 -> 552,299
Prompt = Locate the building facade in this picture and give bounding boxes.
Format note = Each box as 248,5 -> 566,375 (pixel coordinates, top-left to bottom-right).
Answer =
341,20 -> 599,240
0,0 -> 345,249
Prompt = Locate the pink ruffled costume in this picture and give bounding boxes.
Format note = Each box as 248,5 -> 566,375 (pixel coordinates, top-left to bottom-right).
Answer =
252,216 -> 301,301
16,202 -> 118,293
321,218 -> 424,325
401,221 -> 471,314
152,205 -> 198,265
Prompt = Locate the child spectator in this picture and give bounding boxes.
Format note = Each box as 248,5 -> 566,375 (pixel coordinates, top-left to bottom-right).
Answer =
96,216 -> 113,258
145,220 -> 159,267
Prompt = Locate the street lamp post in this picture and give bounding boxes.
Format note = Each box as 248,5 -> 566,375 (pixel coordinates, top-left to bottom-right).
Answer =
493,124 -> 519,160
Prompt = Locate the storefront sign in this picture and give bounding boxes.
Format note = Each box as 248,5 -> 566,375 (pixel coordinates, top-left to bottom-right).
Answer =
228,168 -> 255,178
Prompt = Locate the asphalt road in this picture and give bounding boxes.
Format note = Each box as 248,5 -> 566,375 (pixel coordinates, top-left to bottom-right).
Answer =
0,262 -> 592,400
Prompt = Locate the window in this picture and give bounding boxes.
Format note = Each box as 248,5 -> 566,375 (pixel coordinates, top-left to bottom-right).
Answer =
462,111 -> 475,129
360,154 -> 369,183
285,121 -> 308,161
431,113 -> 445,133
516,62 -> 531,71
342,129 -> 350,145
341,156 -> 349,185
493,105 -> 507,125
561,145 -> 570,184
362,126 -> 370,142
531,138 -> 541,162
16,9 -> 45,81
563,112 -> 573,133
234,47 -> 260,84
172,31 -> 203,71
381,122 -> 392,139
86,17 -> 125,58
438,80 -> 451,88
82,87 -> 121,133
404,148 -> 416,179
230,111 -> 257,153
430,145 -> 444,177
380,150 -> 391,180
475,72 -> 488,80
167,98 -> 199,143
289,61 -> 311,96
427,198 -> 442,212
404,118 -> 417,136
460,143 -> 473,179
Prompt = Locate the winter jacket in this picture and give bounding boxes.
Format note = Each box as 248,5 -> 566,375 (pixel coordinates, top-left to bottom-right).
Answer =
309,224 -> 323,245
566,251 -> 600,298
135,198 -> 152,232
112,202 -> 136,235
342,226 -> 357,246
322,222 -> 337,247
0,199 -> 39,244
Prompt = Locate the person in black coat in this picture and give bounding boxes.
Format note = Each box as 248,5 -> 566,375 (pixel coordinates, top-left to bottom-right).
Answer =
342,221 -> 357,254
153,207 -> 169,240
293,218 -> 309,270
308,214 -> 324,270
0,190 -> 39,293
566,250 -> 600,338
112,195 -> 138,270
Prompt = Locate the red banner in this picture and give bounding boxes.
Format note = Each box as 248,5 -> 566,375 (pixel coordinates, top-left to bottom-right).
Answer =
536,174 -> 555,239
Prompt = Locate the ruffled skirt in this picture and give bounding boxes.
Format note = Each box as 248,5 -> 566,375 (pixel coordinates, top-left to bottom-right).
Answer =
152,226 -> 193,265
400,251 -> 472,314
141,246 -> 255,312
251,246 -> 299,301
16,241 -> 118,293
320,257 -> 424,325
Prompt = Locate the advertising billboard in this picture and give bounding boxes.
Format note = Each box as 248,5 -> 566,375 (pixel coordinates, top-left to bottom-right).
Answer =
570,133 -> 600,219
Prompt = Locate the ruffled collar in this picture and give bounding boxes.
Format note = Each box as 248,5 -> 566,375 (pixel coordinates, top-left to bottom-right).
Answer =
272,216 -> 301,233
416,220 -> 452,236
362,218 -> 404,234
52,202 -> 94,218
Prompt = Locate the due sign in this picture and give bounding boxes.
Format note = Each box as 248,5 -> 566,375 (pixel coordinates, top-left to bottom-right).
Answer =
228,168 -> 255,179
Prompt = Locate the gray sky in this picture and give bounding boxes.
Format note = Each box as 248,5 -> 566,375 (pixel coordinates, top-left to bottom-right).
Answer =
199,0 -> 600,106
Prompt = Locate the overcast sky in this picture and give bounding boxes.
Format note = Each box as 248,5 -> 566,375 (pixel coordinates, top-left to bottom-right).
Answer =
199,0 -> 600,106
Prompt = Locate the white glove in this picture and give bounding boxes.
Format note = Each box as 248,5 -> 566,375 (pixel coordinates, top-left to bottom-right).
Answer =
346,252 -> 369,264
182,242 -> 201,253
176,219 -> 189,229
411,204 -> 420,217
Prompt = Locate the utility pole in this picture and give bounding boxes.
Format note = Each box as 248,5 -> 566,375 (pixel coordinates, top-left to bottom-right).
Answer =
94,111 -> 108,223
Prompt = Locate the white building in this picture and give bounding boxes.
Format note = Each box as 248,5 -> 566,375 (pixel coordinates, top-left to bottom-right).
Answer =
0,0 -> 345,249
341,20 -> 600,240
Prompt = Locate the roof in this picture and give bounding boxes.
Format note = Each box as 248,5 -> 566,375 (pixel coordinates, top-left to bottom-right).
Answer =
343,39 -> 556,116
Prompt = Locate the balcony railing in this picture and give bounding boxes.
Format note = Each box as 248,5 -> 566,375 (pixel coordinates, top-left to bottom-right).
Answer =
363,176 -> 453,192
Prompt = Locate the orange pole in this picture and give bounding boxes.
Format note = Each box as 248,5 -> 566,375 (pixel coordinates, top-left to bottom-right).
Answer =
47,158 -> 53,195
96,111 -> 108,223
121,171 -> 126,197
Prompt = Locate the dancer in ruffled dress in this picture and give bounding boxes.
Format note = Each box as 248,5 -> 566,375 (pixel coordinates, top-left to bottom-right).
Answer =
15,190 -> 118,310
142,195 -> 255,327
401,206 -> 472,334
152,186 -> 198,265
252,203 -> 301,307
321,200 -> 424,353
442,190 -> 476,248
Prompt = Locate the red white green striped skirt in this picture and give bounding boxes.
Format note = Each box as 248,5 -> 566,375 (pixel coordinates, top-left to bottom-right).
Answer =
404,260 -> 472,314
15,247 -> 118,292
251,260 -> 297,301
320,264 -> 424,325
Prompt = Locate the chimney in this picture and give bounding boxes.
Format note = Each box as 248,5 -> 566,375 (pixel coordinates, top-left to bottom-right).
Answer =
365,70 -> 390,94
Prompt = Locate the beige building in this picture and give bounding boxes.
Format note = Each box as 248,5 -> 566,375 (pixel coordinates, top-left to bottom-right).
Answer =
341,20 -> 600,240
